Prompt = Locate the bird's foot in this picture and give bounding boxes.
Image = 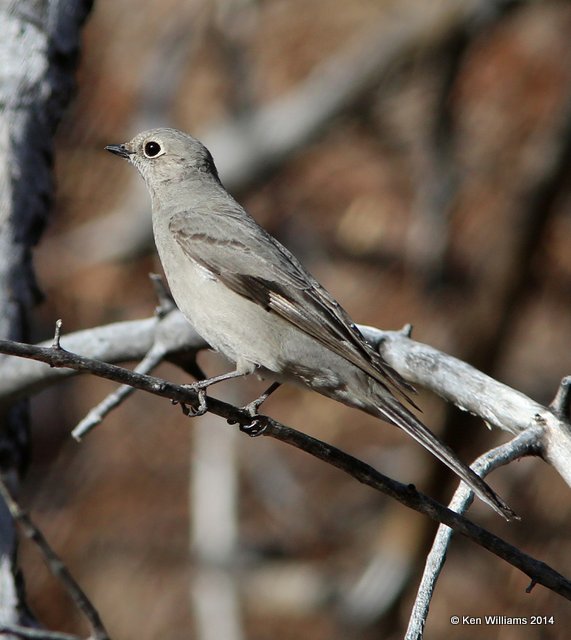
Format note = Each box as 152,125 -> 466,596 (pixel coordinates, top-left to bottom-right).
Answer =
242,396 -> 266,418
235,382 -> 281,436
236,387 -> 275,436
179,385 -> 208,417
224,399 -> 268,436
239,416 -> 267,437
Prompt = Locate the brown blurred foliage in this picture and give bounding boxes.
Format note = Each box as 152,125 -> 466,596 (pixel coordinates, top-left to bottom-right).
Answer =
19,1 -> 571,638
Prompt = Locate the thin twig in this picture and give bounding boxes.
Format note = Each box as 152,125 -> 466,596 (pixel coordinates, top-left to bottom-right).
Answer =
0,479 -> 110,640
149,273 -> 176,316
268,423 -> 571,599
0,624 -> 81,640
72,274 -> 185,439
549,376 -> 571,421
72,342 -> 168,440
0,309 -> 207,403
405,428 -> 542,640
0,338 -> 570,600
51,319 -> 63,350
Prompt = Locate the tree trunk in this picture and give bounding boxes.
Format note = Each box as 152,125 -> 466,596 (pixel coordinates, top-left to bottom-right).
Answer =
0,0 -> 93,624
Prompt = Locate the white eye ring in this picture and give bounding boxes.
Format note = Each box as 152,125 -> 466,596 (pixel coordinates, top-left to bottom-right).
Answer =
143,140 -> 165,158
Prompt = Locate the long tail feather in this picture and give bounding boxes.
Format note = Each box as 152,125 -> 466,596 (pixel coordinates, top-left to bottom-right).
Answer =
375,398 -> 517,521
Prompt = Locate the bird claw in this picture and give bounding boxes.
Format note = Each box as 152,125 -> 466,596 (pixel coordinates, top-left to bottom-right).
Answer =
236,396 -> 269,436
181,386 -> 208,417
239,417 -> 267,437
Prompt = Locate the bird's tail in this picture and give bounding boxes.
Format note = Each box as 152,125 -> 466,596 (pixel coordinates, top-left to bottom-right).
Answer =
369,395 -> 517,521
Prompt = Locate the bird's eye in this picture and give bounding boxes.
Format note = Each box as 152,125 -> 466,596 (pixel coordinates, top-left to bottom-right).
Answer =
144,141 -> 163,158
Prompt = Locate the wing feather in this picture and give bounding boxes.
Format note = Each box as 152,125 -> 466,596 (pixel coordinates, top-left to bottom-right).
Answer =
169,210 -> 416,405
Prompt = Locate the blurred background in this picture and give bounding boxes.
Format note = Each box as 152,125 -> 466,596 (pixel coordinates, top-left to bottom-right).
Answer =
18,0 -> 571,638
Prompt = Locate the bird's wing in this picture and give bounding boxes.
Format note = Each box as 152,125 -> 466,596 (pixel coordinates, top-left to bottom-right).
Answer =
169,210 -> 521,522
169,209 -> 415,403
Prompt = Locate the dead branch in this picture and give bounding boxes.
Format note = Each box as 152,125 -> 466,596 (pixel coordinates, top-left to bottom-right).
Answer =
0,479 -> 109,640
0,336 -> 570,600
405,428 -> 541,639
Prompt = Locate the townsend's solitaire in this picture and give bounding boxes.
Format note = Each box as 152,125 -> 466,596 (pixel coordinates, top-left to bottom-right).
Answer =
106,128 -> 514,520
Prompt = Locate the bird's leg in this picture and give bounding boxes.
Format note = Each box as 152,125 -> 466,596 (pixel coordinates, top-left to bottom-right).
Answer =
190,368 -> 248,391
243,382 -> 281,417
183,368 -> 249,417
180,389 -> 208,418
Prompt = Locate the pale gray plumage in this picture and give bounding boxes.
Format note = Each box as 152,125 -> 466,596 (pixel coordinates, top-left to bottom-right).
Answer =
106,127 -> 515,520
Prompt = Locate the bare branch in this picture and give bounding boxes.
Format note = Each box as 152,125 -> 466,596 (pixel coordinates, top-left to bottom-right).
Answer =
0,479 -> 109,640
0,625 -> 81,640
51,320 -> 63,350
406,428 -> 542,640
1,314 -> 569,486
0,0 -> 94,625
149,273 -> 176,315
0,310 -> 207,404
0,338 -> 570,599
361,327 -> 544,436
268,423 -> 571,601
71,341 -> 168,441
362,326 -> 571,487
550,376 -> 571,420
71,273 -> 183,439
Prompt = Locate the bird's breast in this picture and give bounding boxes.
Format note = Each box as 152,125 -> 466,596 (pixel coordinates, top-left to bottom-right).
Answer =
153,229 -> 286,371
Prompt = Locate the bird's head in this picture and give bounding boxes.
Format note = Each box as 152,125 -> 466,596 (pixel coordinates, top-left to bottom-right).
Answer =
106,128 -> 220,190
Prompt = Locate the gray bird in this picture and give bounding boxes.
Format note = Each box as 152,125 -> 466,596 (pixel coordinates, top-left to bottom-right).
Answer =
106,127 -> 514,520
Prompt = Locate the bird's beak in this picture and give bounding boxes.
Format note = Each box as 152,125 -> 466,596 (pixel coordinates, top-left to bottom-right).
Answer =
105,143 -> 134,159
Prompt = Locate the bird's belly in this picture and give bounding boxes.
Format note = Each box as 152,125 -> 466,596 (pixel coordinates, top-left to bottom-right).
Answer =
159,248 -> 288,372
